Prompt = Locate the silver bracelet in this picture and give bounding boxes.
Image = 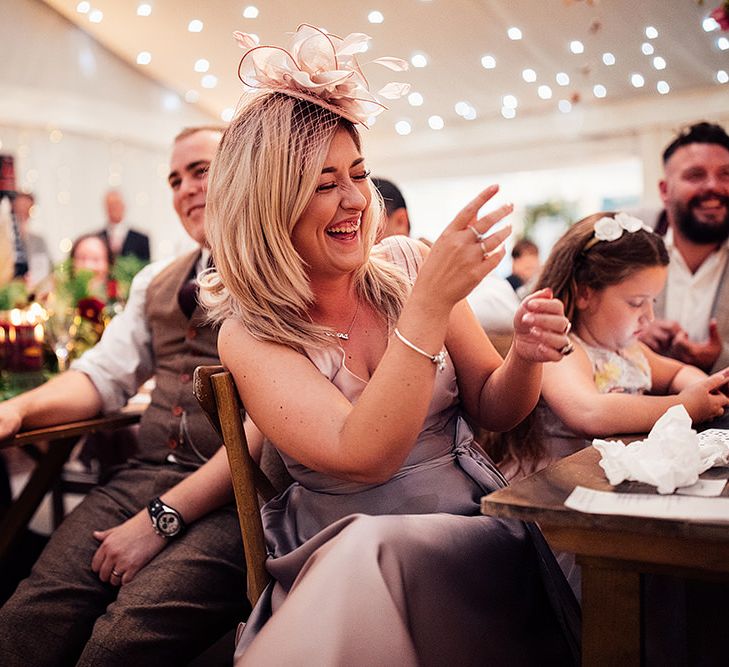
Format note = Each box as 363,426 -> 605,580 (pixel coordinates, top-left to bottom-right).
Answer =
393,328 -> 447,372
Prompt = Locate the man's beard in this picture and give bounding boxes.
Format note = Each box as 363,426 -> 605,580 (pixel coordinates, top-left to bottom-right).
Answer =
673,192 -> 729,245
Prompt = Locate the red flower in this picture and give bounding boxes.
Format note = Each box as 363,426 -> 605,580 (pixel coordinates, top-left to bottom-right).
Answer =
711,4 -> 729,30
77,297 -> 106,324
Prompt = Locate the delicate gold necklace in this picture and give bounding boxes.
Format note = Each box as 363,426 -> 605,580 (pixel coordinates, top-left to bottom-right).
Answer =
326,299 -> 360,341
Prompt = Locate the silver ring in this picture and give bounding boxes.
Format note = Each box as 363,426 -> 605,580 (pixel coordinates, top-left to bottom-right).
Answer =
111,569 -> 123,578
563,320 -> 572,335
468,225 -> 481,241
559,342 -> 575,356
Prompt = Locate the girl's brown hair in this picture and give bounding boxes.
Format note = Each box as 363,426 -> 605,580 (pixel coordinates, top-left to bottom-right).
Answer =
536,212 -> 669,321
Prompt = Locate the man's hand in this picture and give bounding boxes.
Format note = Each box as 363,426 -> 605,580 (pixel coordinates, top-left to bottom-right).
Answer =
639,318 -> 682,354
91,511 -> 166,586
670,319 -> 723,372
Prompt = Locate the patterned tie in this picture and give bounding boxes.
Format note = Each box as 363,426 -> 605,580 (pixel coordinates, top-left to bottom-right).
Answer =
177,271 -> 199,319
177,255 -> 213,318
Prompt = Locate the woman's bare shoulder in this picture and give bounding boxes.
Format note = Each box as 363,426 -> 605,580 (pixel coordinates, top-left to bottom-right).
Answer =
218,317 -> 258,360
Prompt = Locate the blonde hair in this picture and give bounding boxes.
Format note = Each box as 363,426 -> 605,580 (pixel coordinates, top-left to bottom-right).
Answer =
201,92 -> 409,350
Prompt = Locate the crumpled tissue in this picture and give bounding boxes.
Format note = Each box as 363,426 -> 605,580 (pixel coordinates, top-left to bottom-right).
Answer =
592,404 -> 729,494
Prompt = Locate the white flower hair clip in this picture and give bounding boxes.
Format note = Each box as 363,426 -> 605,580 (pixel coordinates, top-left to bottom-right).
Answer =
234,24 -> 410,128
585,212 -> 652,249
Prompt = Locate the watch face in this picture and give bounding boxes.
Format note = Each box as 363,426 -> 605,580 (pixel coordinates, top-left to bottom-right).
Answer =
157,511 -> 182,536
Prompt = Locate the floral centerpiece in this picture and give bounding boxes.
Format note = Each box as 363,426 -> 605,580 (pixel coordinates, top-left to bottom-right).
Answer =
45,260 -> 108,365
43,253 -> 149,368
110,254 -> 148,305
0,281 -> 46,399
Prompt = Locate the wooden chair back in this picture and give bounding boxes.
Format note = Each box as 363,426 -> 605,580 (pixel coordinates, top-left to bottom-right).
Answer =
193,365 -> 274,606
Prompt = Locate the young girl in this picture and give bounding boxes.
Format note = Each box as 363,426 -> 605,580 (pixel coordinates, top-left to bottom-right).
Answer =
499,212 -> 729,478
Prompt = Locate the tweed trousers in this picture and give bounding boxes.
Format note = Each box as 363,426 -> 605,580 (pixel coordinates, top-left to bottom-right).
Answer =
0,462 -> 249,666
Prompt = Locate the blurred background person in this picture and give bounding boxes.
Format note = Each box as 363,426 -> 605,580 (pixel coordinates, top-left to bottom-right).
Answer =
506,238 -> 540,294
372,176 -> 411,239
70,233 -> 114,300
98,190 -> 150,263
466,274 -> 521,357
13,193 -> 52,287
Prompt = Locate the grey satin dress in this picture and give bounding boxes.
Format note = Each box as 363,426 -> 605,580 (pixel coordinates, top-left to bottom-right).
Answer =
234,236 -> 580,666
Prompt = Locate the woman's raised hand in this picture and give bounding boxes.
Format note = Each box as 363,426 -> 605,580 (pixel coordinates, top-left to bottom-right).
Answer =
512,288 -> 574,363
414,185 -> 513,309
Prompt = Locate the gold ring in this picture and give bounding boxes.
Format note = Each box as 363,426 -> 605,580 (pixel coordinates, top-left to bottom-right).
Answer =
468,225 -> 481,241
563,320 -> 571,335
559,342 -> 574,356
111,569 -> 123,578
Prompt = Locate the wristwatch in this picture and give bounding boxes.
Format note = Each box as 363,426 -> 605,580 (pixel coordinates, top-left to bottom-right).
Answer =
147,497 -> 186,538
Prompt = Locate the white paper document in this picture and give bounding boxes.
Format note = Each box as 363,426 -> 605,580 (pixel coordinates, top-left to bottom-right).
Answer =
675,479 -> 727,497
564,486 -> 729,522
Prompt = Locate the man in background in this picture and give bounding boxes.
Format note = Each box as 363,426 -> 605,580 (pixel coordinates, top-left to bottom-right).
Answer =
506,238 -> 540,294
372,176 -> 411,238
640,121 -> 729,372
98,189 -> 150,262
13,192 -> 53,285
0,126 -> 251,666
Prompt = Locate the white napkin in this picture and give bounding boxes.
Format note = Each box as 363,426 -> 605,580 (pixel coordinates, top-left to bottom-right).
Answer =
592,405 -> 729,494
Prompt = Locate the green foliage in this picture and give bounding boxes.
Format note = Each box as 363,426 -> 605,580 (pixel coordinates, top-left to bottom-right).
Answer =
111,254 -> 149,302
0,280 -> 29,310
53,259 -> 94,306
523,200 -> 576,238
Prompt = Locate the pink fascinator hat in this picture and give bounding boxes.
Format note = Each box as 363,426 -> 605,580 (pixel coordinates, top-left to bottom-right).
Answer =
234,24 -> 410,127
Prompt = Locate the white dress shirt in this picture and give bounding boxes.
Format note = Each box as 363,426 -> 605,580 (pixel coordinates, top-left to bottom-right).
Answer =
107,222 -> 129,255
663,229 -> 729,342
467,275 -> 520,334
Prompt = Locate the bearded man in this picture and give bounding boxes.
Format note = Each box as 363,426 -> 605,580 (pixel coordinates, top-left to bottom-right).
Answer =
640,121 -> 729,372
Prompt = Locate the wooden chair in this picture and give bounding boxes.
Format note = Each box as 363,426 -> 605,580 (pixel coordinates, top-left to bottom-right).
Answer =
193,365 -> 277,606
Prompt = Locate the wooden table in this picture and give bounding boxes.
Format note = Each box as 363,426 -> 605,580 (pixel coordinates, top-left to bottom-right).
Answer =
481,446 -> 729,666
0,404 -> 145,561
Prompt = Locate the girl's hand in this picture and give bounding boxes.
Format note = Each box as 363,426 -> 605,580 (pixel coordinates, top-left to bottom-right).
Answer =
413,185 -> 513,310
678,368 -> 729,423
512,288 -> 573,363
91,511 -> 166,586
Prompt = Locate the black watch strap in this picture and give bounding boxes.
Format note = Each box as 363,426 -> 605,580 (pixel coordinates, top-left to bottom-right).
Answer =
147,497 -> 186,538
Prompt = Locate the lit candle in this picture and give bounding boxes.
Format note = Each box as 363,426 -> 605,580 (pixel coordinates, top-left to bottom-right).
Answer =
3,307 -> 44,372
